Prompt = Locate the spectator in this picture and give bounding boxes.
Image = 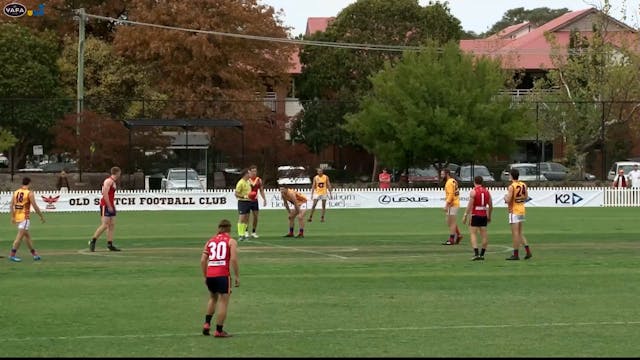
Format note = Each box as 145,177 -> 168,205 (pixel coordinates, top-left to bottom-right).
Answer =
612,168 -> 629,188
57,169 -> 71,192
378,168 -> 391,189
628,164 -> 640,188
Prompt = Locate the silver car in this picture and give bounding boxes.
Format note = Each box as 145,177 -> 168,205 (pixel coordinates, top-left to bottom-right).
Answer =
162,168 -> 205,190
501,163 -> 548,182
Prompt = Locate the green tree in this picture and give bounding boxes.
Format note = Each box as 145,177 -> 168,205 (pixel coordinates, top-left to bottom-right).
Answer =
533,8 -> 640,177
485,7 -> 570,36
295,0 -> 462,155
0,23 -> 67,168
345,42 -> 527,170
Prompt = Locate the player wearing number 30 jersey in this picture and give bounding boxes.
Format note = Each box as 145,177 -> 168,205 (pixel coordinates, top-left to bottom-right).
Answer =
200,219 -> 240,338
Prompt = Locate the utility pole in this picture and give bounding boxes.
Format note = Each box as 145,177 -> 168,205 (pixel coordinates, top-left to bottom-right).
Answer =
77,8 -> 86,182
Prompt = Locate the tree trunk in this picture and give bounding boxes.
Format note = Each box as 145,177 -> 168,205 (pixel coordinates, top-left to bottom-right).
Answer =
371,155 -> 378,185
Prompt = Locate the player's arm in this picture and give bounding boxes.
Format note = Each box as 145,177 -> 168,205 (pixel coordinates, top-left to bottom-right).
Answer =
486,191 -> 493,222
229,238 -> 240,287
463,189 -> 475,225
444,182 -> 453,210
200,249 -> 209,278
10,193 -> 15,223
282,193 -> 291,212
310,177 -> 317,198
259,181 -> 267,206
504,184 -> 514,203
102,178 -> 114,209
29,192 -> 45,223
234,181 -> 244,199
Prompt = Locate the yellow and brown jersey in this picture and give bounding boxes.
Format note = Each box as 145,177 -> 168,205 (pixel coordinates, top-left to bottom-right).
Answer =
12,187 -> 31,222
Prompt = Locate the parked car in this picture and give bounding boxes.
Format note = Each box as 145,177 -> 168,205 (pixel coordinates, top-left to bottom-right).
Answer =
538,162 -> 568,181
501,163 -> 548,182
454,164 -> 495,184
277,165 -> 311,186
161,168 -> 205,190
408,166 -> 440,184
607,161 -> 640,181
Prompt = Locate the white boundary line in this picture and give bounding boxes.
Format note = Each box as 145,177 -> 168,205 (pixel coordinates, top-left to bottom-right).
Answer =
1,320 -> 639,342
246,239 -> 349,260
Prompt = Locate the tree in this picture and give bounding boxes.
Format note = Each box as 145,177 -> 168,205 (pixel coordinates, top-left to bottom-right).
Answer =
533,7 -> 640,177
57,35 -> 166,118
295,0 -> 462,156
0,24 -> 66,168
485,7 -> 570,36
112,0 -> 295,121
345,42 -> 527,170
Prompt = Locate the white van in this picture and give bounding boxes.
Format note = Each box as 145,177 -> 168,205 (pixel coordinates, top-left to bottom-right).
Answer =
607,161 -> 640,181
277,166 -> 311,186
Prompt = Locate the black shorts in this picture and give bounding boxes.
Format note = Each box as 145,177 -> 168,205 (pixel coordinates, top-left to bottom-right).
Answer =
206,276 -> 230,294
248,200 -> 259,212
100,205 -> 116,217
470,215 -> 488,227
237,200 -> 251,215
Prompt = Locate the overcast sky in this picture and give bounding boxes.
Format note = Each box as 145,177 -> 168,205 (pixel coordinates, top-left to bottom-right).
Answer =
260,0 -> 640,36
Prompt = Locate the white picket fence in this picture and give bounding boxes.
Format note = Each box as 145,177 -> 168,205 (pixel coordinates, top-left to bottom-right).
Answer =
603,188 -> 640,207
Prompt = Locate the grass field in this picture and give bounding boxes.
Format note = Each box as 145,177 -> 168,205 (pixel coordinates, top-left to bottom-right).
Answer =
0,207 -> 639,357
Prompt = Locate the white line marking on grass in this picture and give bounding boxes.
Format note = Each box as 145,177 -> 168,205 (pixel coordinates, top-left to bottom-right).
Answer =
2,320 -> 639,342
246,239 -> 349,260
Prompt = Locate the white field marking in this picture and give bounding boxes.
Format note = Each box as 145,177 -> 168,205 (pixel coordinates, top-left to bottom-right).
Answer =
246,239 -> 349,260
1,320 -> 639,342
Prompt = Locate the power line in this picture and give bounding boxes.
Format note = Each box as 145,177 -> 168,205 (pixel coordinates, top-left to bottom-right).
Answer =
83,13 -> 423,52
82,12 -> 637,56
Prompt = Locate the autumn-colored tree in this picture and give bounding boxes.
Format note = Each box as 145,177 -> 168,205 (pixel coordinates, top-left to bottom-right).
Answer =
0,0 -> 132,41
112,0 -> 295,122
58,35 -> 166,118
52,111 -> 169,172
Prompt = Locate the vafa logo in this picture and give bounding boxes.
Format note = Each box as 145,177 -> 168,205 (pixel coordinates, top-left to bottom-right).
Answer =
3,3 -> 45,18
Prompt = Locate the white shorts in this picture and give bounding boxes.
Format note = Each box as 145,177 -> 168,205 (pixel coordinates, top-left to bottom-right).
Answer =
313,194 -> 329,201
509,213 -> 526,224
17,219 -> 30,230
446,207 -> 459,216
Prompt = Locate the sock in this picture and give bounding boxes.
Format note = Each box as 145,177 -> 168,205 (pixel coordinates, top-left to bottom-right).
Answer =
30,249 -> 37,255
474,248 -> 479,256
525,245 -> 531,255
480,248 -> 486,256
513,249 -> 519,257
205,315 -> 213,324
238,223 -> 247,237
449,234 -> 455,243
299,228 -> 304,235
216,324 -> 223,332
92,237 -> 97,242
108,241 -> 113,246
455,226 -> 460,236
289,227 -> 294,235
10,248 -> 17,257
252,228 -> 256,233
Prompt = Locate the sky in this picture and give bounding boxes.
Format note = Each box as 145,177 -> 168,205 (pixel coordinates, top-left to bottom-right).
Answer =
260,0 -> 640,36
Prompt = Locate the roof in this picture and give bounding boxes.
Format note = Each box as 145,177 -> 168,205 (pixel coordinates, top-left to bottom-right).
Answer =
461,8 -> 638,70
305,17 -> 334,35
122,118 -> 243,129
487,21 -> 532,40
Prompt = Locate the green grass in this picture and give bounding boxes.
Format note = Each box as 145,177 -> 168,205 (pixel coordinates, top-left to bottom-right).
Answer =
0,207 -> 639,357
